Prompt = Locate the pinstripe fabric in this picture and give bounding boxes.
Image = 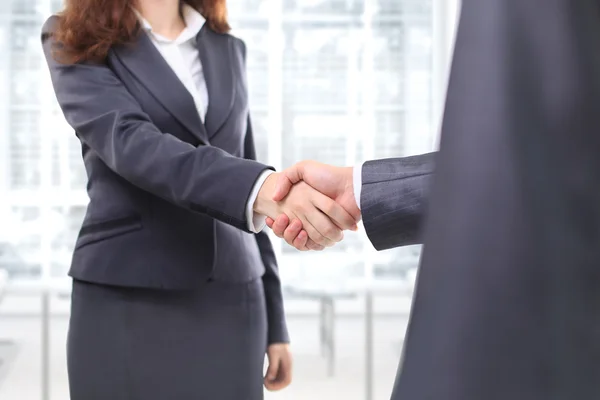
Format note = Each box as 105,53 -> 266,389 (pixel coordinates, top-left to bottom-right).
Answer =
360,152 -> 435,250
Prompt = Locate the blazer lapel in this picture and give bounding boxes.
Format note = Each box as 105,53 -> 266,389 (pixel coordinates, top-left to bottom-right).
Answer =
196,26 -> 236,138
113,31 -> 209,144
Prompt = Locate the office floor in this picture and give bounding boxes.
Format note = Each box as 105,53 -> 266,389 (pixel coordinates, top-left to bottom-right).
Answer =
0,314 -> 408,400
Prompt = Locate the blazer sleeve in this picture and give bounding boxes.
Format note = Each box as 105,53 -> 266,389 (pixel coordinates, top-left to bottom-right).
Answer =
361,152 -> 436,251
243,114 -> 289,344
41,17 -> 271,232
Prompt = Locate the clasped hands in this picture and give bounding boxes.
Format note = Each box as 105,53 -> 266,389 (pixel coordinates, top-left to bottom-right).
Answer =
254,161 -> 360,251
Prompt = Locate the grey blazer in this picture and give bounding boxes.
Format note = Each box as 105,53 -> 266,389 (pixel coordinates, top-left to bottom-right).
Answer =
42,16 -> 288,343
384,1 -> 600,399
360,152 -> 436,251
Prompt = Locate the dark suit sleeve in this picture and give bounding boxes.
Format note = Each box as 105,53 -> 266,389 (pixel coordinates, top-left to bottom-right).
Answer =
360,152 -> 436,251
255,231 -> 289,344
243,115 -> 289,344
41,17 -> 270,232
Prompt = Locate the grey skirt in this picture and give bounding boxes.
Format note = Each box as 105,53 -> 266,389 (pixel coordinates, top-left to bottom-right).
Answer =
67,278 -> 268,400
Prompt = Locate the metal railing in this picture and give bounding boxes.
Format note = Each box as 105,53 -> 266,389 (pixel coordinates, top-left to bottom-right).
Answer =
285,279 -> 414,400
2,278 -> 71,400
1,276 -> 415,400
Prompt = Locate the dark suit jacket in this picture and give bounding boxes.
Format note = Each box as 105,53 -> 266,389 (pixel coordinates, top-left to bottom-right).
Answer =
41,16 -> 288,343
361,152 -> 435,250
363,1 -> 600,398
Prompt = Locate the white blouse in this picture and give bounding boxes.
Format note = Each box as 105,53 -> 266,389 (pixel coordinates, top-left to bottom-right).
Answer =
136,5 -> 269,232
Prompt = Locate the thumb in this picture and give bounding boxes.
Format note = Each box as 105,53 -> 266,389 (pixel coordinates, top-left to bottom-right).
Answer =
265,355 -> 280,381
272,163 -> 305,202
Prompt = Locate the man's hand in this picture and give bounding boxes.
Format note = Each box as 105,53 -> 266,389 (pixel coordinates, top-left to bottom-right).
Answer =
255,172 -> 357,249
266,161 -> 360,251
264,343 -> 293,391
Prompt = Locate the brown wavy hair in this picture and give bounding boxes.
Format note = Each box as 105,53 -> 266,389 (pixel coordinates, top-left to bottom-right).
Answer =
54,0 -> 229,63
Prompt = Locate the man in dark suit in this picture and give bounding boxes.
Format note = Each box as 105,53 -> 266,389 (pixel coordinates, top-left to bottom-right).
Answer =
269,0 -> 600,398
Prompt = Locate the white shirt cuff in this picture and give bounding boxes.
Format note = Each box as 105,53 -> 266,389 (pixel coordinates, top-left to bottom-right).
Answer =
353,163 -> 363,211
246,170 -> 274,233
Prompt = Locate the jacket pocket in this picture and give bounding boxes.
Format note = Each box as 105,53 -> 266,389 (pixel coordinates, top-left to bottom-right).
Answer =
75,215 -> 143,250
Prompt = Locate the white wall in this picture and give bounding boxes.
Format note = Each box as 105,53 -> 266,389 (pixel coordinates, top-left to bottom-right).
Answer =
431,0 -> 461,149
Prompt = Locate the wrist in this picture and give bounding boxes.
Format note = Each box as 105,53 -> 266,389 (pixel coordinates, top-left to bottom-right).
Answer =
342,166 -> 353,186
351,164 -> 362,212
342,166 -> 362,221
342,166 -> 355,198
253,172 -> 280,217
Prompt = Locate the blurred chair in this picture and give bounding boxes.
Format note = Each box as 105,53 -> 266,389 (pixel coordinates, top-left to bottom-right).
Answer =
0,269 -> 7,301
286,281 -> 357,377
285,278 -> 414,400
0,268 -> 19,388
0,242 -> 40,279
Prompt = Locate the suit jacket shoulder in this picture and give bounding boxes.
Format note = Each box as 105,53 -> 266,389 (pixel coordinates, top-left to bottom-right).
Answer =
42,15 -> 59,35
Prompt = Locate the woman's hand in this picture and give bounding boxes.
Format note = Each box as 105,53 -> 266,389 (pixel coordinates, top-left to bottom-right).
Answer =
264,343 -> 293,391
266,215 -> 311,250
254,173 -> 358,249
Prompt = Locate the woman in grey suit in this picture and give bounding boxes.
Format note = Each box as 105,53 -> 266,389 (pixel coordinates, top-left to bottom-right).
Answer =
42,0 -> 359,399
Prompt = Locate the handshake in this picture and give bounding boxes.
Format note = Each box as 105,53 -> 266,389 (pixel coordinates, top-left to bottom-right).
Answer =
253,161 -> 360,251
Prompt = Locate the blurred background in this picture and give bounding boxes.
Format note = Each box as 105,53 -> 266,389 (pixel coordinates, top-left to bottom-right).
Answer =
0,0 -> 459,399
